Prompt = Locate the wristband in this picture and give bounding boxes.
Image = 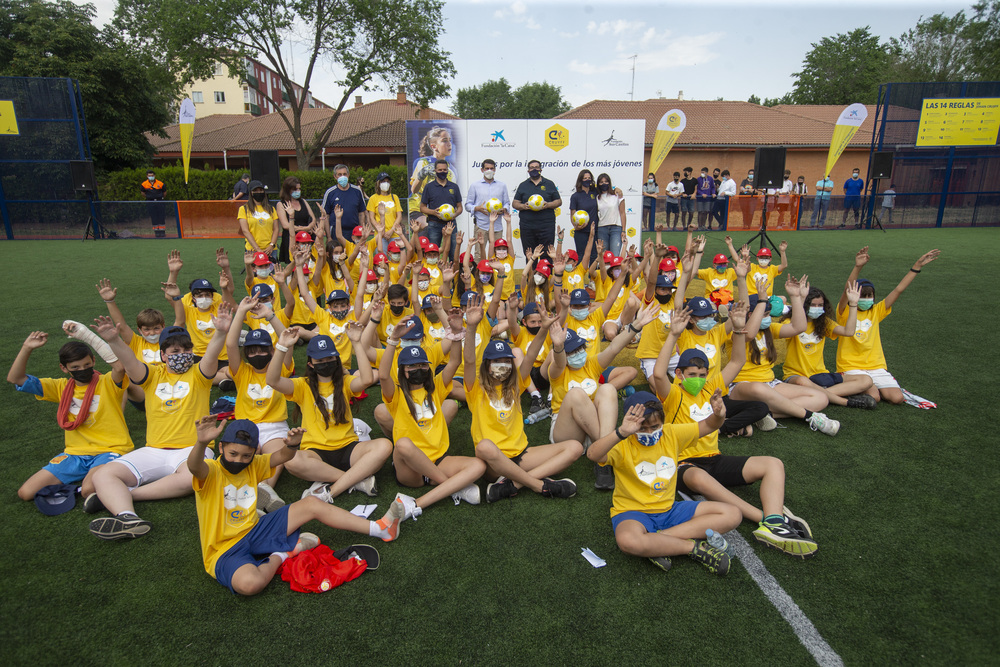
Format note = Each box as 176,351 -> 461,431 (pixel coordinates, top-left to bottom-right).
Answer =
104,299 -> 115,303
731,329 -> 747,335
552,346 -> 564,353
275,343 -> 289,353
628,324 -> 640,334
615,426 -> 625,441
386,339 -> 399,347
172,296 -> 182,301
371,318 -> 382,324
554,272 -> 564,277
910,268 -> 921,273
496,274 -> 507,279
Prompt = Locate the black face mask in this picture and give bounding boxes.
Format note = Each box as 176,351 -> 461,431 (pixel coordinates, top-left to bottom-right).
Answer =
598,183 -> 610,192
219,456 -> 252,476
406,368 -> 430,385
436,172 -> 448,181
252,192 -> 266,202
524,324 -> 541,335
390,304 -> 406,316
311,361 -> 339,377
655,293 -> 672,305
330,308 -> 349,320
582,179 -> 592,187
69,367 -> 95,384
246,354 -> 272,370
529,169 -> 540,179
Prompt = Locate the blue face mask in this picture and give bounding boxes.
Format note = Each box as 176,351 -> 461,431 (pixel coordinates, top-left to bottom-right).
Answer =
571,307 -> 589,321
715,264 -> 727,273
291,190 -> 301,199
337,176 -> 349,187
857,298 -> 874,311
695,317 -> 716,331
807,306 -> 825,320
635,429 -> 662,447
759,316 -> 772,329
566,349 -> 587,369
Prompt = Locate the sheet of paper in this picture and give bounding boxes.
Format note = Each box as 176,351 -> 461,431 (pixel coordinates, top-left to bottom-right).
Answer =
350,504 -> 376,518
581,547 -> 606,568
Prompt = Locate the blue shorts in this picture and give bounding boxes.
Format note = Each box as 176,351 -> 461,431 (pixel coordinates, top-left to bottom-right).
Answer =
43,452 -> 120,484
809,372 -> 843,388
680,199 -> 695,213
214,505 -> 299,594
611,500 -> 701,533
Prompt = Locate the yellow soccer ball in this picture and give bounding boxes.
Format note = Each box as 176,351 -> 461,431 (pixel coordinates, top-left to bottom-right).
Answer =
437,204 -> 455,221
485,198 -> 503,214
572,209 -> 590,229
527,194 -> 545,211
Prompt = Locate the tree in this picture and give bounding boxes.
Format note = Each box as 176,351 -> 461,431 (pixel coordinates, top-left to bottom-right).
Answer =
790,27 -> 893,105
890,12 -> 971,82
115,0 -> 455,169
0,0 -> 176,171
451,79 -> 571,119
964,1 -> 1000,80
747,94 -> 761,105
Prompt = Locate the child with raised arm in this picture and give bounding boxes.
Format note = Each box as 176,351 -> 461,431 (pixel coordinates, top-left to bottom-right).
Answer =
587,391 -> 741,575
189,417 -> 402,596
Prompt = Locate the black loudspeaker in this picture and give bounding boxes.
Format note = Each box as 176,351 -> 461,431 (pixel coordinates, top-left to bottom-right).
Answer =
249,150 -> 281,192
753,147 -> 786,189
70,160 -> 97,192
872,151 -> 894,180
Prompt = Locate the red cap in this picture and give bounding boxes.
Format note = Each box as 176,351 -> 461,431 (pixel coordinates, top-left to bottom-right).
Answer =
477,259 -> 493,273
713,253 -> 728,265
418,236 -> 430,249
352,226 -> 364,237
659,258 -> 676,272
425,242 -> 440,253
373,252 -> 388,264
387,241 -> 401,253
610,256 -> 624,267
565,249 -> 578,261
252,252 -> 271,266
418,267 -> 430,276
602,251 -> 614,264
535,263 -> 552,277
757,247 -> 772,258
366,269 -> 378,281
295,231 -> 312,243
666,245 -> 679,254
494,238 -> 508,248
459,251 -> 468,264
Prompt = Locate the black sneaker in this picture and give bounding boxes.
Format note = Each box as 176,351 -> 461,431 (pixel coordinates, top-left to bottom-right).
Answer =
218,379 -> 236,392
485,477 -> 517,503
82,493 -> 104,514
541,478 -> 577,499
688,539 -> 731,576
782,505 -> 814,540
649,556 -> 672,572
594,464 -> 615,490
89,514 -> 151,540
528,395 -> 545,415
846,394 -> 877,410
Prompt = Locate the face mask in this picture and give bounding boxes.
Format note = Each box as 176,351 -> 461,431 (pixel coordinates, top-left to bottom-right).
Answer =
566,349 -> 587,369
758,258 -> 771,267
695,317 -> 716,331
599,183 -> 610,192
681,376 -> 707,396
496,250 -> 507,260
565,261 -> 575,272
489,362 -> 513,379
195,296 -> 214,309
655,293 -> 671,305
148,176 -> 156,182
582,179 -> 592,187
611,268 -> 622,279
365,284 -> 377,294
635,429 -> 663,447
748,174 -> 754,181
483,169 -> 495,179
390,304 -> 405,316
426,257 -> 438,265
142,333 -> 161,344
246,354 -> 272,370
311,360 -> 339,377
479,273 -> 492,284
701,173 -> 708,179
808,306 -> 825,320
252,192 -> 266,202
571,307 -> 589,321
332,253 -> 345,262
330,307 -> 349,320
760,316 -> 772,329
291,190 -> 301,199
166,351 -> 195,374
219,454 -> 252,476
380,182 -> 390,192
376,266 -> 386,276
852,173 -> 860,179
436,171 -> 448,181
255,267 -> 272,278
715,265 -> 727,273
337,176 -> 349,187
389,252 -> 400,263
857,298 -> 874,311
529,169 -> 540,179
648,177 -> 654,184
524,324 -> 541,335
69,367 -> 95,384
533,274 -> 546,286
406,368 -> 430,385
400,339 -> 421,348
409,279 -> 425,291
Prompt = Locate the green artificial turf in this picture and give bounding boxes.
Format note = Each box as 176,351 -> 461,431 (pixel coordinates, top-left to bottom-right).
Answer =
1,229 -> 998,665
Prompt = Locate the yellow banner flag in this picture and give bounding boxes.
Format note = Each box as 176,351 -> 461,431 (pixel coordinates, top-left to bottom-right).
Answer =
179,98 -> 196,184
649,109 -> 686,175
824,103 -> 867,178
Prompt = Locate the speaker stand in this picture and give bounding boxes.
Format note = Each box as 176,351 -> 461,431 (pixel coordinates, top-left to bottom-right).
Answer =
744,193 -> 780,253
864,178 -> 887,233
81,191 -> 103,241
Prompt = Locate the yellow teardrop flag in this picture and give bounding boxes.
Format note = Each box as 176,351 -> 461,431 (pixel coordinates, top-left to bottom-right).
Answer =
824,103 -> 867,178
649,109 -> 686,175
179,98 -> 196,184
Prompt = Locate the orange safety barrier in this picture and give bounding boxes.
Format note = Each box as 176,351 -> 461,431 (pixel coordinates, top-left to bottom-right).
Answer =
725,195 -> 800,231
177,200 -> 246,239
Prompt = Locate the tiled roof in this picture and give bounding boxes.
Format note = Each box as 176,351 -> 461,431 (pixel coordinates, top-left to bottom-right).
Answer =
151,98 -> 457,153
558,99 -> 875,147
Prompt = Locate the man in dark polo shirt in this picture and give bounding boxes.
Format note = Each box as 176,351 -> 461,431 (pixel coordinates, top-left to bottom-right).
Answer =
419,159 -> 463,260
321,163 -> 366,239
512,159 -> 561,259
679,167 -> 697,229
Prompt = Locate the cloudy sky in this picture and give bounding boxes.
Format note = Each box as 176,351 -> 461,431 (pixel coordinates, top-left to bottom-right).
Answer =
81,0 -> 973,111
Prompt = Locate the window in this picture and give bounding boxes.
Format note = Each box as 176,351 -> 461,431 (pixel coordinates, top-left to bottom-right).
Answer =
214,62 -> 226,76
191,91 -> 204,104
214,91 -> 226,103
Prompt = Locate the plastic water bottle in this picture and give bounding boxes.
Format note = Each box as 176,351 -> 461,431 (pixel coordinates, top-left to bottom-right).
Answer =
524,406 -> 551,424
706,528 -> 729,553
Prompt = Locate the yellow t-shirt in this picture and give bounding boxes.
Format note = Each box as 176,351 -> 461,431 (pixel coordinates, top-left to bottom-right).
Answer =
697,267 -> 738,300
128,334 -> 161,366
181,292 -> 228,360
318,265 -> 350,300
387,375 -> 452,461
659,374 -> 726,460
140,363 -> 213,448
491,254 -> 516,300
238,204 -> 279,251
563,263 -> 589,291
233,362 -> 290,424
782,318 -> 837,378
606,423 -> 700,518
549,352 -> 602,414
468,373 -> 530,458
836,301 -> 891,372
286,285 -> 319,327
455,318 -> 493,379
513,327 -> 550,369
242,310 -> 290,346
345,238 -> 379,285
676,325 -> 729,380
636,297 -> 674,360
733,322 -> 783,383
312,305 -> 356,362
193,455 -> 275,577
748,263 -> 783,297
418,311 -> 448,345
366,193 -> 402,220
37,374 -> 133,456
287,376 -> 359,451
567,308 -> 605,350
377,303 -> 414,345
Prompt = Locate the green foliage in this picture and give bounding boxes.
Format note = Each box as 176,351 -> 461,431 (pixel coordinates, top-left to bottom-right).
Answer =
963,1 -> 1000,80
791,27 -> 893,105
451,78 -> 571,119
890,12 -> 972,82
747,94 -> 762,105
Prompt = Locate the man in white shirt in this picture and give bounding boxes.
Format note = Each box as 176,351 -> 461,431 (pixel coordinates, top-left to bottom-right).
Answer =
714,169 -> 737,230
776,169 -> 793,225
664,171 -> 683,231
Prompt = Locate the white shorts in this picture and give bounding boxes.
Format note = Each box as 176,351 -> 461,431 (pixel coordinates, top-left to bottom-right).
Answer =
549,409 -> 593,450
729,378 -> 783,393
639,355 -> 678,381
256,421 -> 290,446
115,446 -> 213,489
844,368 -> 899,390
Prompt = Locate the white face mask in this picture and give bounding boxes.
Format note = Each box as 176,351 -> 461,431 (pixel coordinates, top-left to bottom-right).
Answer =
496,249 -> 507,260
376,266 -> 386,275
255,267 -> 272,278
389,252 -> 401,263
418,281 -> 429,291
533,274 -> 546,286
333,253 -> 345,262
380,182 -> 390,192
483,169 -> 495,179
142,333 -> 161,344
365,284 -> 377,294
194,296 -> 213,309
758,258 -> 771,267
426,257 -> 438,265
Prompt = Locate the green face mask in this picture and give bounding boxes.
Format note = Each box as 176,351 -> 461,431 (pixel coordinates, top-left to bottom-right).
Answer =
681,376 -> 707,395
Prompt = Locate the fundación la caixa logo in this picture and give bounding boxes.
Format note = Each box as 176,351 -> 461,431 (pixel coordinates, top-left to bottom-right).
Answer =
482,129 -> 515,149
545,123 -> 569,152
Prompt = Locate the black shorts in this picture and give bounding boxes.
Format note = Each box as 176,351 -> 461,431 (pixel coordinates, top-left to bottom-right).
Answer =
393,454 -> 447,486
677,454 -> 749,495
509,449 -> 527,466
313,441 -> 358,470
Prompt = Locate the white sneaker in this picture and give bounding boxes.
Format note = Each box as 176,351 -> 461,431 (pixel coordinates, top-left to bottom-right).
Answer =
257,482 -> 285,513
451,484 -> 481,506
393,492 -> 422,521
807,411 -> 840,436
301,481 -> 333,503
348,475 -> 378,497
754,414 -> 778,432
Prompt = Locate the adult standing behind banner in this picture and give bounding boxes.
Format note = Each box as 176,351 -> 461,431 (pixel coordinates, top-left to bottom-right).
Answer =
840,168 -> 864,228
810,174 -> 834,228
466,159 -> 510,235
231,173 -> 250,201
322,164 -> 366,239
642,172 -> 658,232
513,160 -> 561,260
569,169 -> 599,264
141,170 -> 167,238
596,173 -> 626,257
420,159 -> 463,260
715,170 -> 737,230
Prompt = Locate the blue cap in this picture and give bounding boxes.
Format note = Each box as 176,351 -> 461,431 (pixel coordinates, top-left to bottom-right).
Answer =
400,317 -> 424,339
569,288 -> 590,305
563,329 -> 586,354
857,279 -> 875,291
655,275 -> 674,289
33,483 -> 78,516
685,296 -> 716,317
677,348 -> 710,369
221,419 -> 259,448
397,345 -> 429,366
623,390 -> 660,415
460,290 -> 478,307
327,289 -> 350,303
748,295 -> 762,310
189,278 -> 216,292
483,339 -> 515,360
522,302 -> 538,317
306,335 -> 338,359
250,283 -> 273,299
421,295 -> 434,310
159,325 -> 191,347
243,329 -> 272,347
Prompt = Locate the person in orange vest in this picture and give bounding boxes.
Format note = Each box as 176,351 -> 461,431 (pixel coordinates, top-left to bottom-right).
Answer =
141,170 -> 167,238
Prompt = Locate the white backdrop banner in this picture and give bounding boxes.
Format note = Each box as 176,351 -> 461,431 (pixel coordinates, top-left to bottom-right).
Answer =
407,118 -> 646,267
